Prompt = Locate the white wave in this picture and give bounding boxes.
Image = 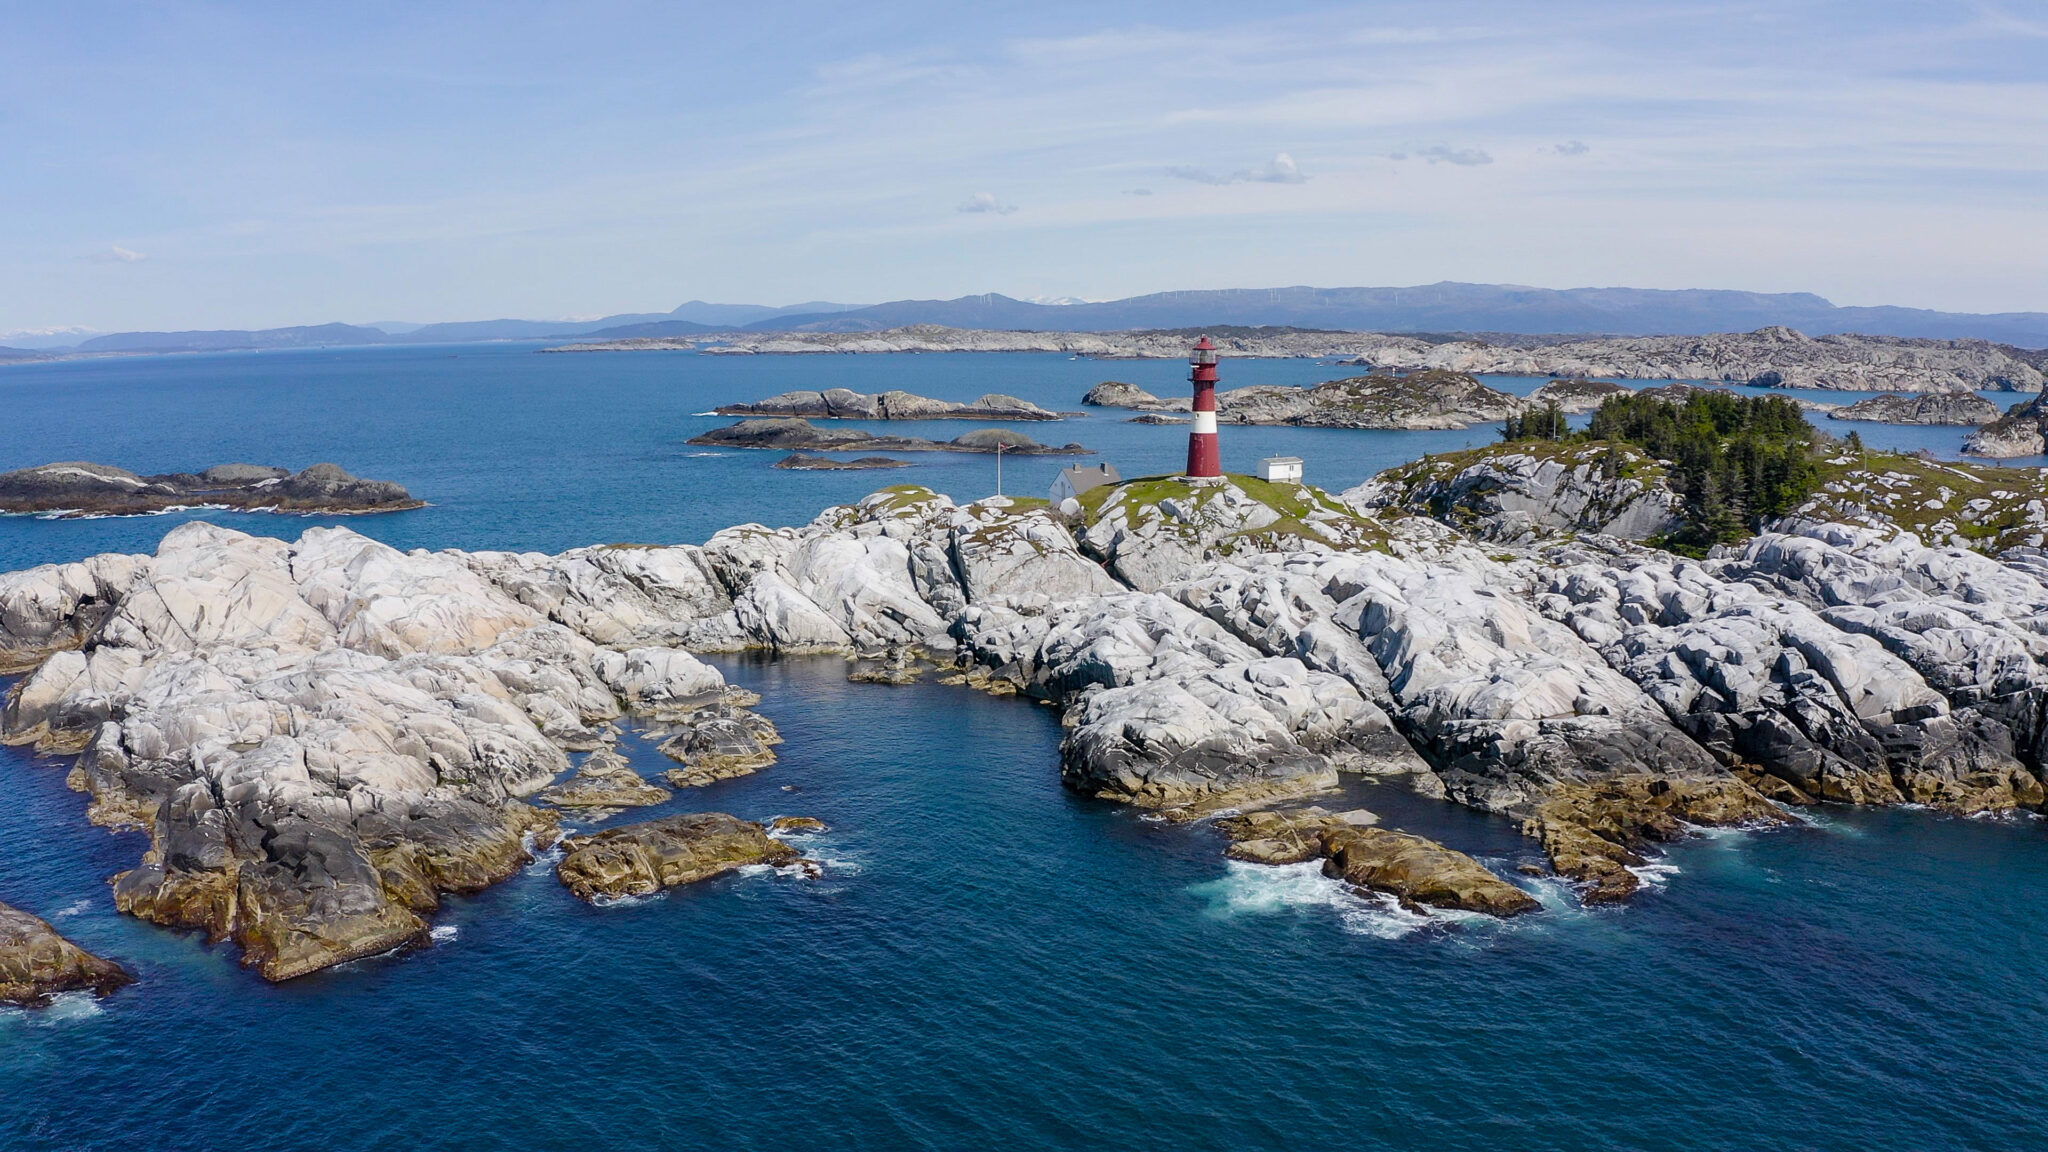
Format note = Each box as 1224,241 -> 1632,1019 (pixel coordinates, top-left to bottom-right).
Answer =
685,452 -> 729,458
429,925 -> 458,943
52,899 -> 92,919
692,410 -> 721,417
1191,860 -> 1434,940
1626,861 -> 1682,889
31,991 -> 106,1024
521,831 -> 565,876
589,890 -> 668,908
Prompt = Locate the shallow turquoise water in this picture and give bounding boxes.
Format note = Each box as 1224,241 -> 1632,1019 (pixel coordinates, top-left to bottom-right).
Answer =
2,347 -> 2044,1150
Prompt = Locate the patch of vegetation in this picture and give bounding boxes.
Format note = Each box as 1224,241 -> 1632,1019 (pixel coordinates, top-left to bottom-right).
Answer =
1082,473 -> 1394,555
1498,390 -> 1828,554
1800,450 -> 2048,554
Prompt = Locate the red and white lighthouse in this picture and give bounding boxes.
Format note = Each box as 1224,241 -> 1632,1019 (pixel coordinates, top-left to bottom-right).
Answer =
1185,335 -> 1222,477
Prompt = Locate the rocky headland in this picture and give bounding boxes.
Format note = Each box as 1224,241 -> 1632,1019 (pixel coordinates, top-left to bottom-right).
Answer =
553,324 -> 2045,392
0,462 -> 423,518
1964,396 -> 2048,457
1082,370 -> 1523,430
717,388 -> 1060,421
690,418 -> 1089,455
1829,392 -> 2001,425
0,900 -> 134,1005
10,441 -> 2048,969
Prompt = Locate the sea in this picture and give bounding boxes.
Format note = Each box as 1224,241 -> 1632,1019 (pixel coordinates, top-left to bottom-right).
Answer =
1,344 -> 2043,1150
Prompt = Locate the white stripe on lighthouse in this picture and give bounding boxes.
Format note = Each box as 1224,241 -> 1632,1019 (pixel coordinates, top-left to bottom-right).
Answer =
1192,411 -> 1218,435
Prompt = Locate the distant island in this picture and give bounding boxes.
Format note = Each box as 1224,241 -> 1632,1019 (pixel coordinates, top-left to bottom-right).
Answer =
555,324 -> 2044,392
689,419 -> 1089,455
0,462 -> 422,518
716,388 -> 1061,421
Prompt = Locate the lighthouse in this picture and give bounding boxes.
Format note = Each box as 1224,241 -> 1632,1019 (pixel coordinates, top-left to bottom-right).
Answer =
1185,335 -> 1222,477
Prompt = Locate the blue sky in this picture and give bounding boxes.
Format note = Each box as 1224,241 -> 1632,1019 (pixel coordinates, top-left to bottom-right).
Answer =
3,1 -> 2045,333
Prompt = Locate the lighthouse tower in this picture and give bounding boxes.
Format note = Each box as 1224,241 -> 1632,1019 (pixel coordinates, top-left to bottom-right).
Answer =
1185,336 -> 1222,478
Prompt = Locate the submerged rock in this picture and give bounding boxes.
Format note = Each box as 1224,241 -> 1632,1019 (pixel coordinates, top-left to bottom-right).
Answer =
555,812 -> 802,901
0,460 -> 422,518
0,901 -> 135,1006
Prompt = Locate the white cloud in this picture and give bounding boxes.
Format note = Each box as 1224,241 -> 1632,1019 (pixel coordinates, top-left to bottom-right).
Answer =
957,191 -> 1018,215
1415,145 -> 1493,166
1550,140 -> 1591,156
1167,153 -> 1308,185
91,245 -> 148,263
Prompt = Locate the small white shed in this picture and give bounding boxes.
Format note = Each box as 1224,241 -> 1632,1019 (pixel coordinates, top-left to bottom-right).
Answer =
1257,456 -> 1304,484
1051,462 -> 1122,503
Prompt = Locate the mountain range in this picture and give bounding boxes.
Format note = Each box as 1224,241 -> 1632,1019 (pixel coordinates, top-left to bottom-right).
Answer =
6,283 -> 2046,358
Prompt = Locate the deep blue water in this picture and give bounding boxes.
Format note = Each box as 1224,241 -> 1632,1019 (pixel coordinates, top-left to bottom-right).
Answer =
2,346 -> 2045,1150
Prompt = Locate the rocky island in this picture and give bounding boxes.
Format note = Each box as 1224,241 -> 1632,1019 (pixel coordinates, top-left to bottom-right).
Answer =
773,454 -> 910,470
1828,392 -> 2001,425
553,323 -> 2047,392
1082,369 -> 1524,430
0,900 -> 134,1006
716,388 -> 1060,421
8,421 -> 2048,975
0,461 -> 422,518
690,418 -> 1089,455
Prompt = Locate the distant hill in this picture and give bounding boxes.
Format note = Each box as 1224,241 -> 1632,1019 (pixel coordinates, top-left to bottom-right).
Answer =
25,284 -> 2048,357
750,284 -> 2048,347
0,346 -> 50,362
75,323 -> 392,353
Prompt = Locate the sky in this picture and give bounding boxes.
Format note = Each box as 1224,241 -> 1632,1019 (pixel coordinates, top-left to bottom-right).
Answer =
3,0 -> 2046,334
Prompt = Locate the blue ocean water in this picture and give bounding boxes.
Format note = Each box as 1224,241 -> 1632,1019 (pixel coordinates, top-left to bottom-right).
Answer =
2,346 -> 2045,1150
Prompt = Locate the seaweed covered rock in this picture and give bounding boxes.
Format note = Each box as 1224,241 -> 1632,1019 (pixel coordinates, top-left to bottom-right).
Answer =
555,812 -> 801,901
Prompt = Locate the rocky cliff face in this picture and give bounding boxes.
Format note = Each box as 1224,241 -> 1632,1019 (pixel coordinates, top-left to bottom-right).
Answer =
1829,392 -> 2001,425
9,459 -> 2048,962
1355,443 -> 1683,543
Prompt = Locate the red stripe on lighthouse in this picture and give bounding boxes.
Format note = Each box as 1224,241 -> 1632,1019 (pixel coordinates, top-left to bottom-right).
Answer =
1186,335 -> 1222,478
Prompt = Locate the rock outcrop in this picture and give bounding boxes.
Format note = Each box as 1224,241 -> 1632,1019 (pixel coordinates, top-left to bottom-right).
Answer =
688,418 -> 1089,455
1216,808 -> 1537,916
0,522 -> 778,981
1356,443 -> 1682,543
1829,392 -> 2000,425
1081,371 -> 1523,430
555,812 -> 802,902
12,449 -> 2048,941
1527,378 -> 1631,413
1964,396 -> 2048,457
0,461 -> 422,517
0,901 -> 135,1005
718,388 -> 1060,421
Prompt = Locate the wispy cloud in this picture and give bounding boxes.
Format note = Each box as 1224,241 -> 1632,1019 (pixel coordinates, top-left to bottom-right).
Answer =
1414,145 -> 1493,166
957,191 -> 1017,215
1550,140 -> 1590,156
1167,152 -> 1308,185
90,245 -> 148,263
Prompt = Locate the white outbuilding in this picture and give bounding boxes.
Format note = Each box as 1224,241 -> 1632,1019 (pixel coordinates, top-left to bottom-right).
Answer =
1257,456 -> 1304,484
1051,462 -> 1122,503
